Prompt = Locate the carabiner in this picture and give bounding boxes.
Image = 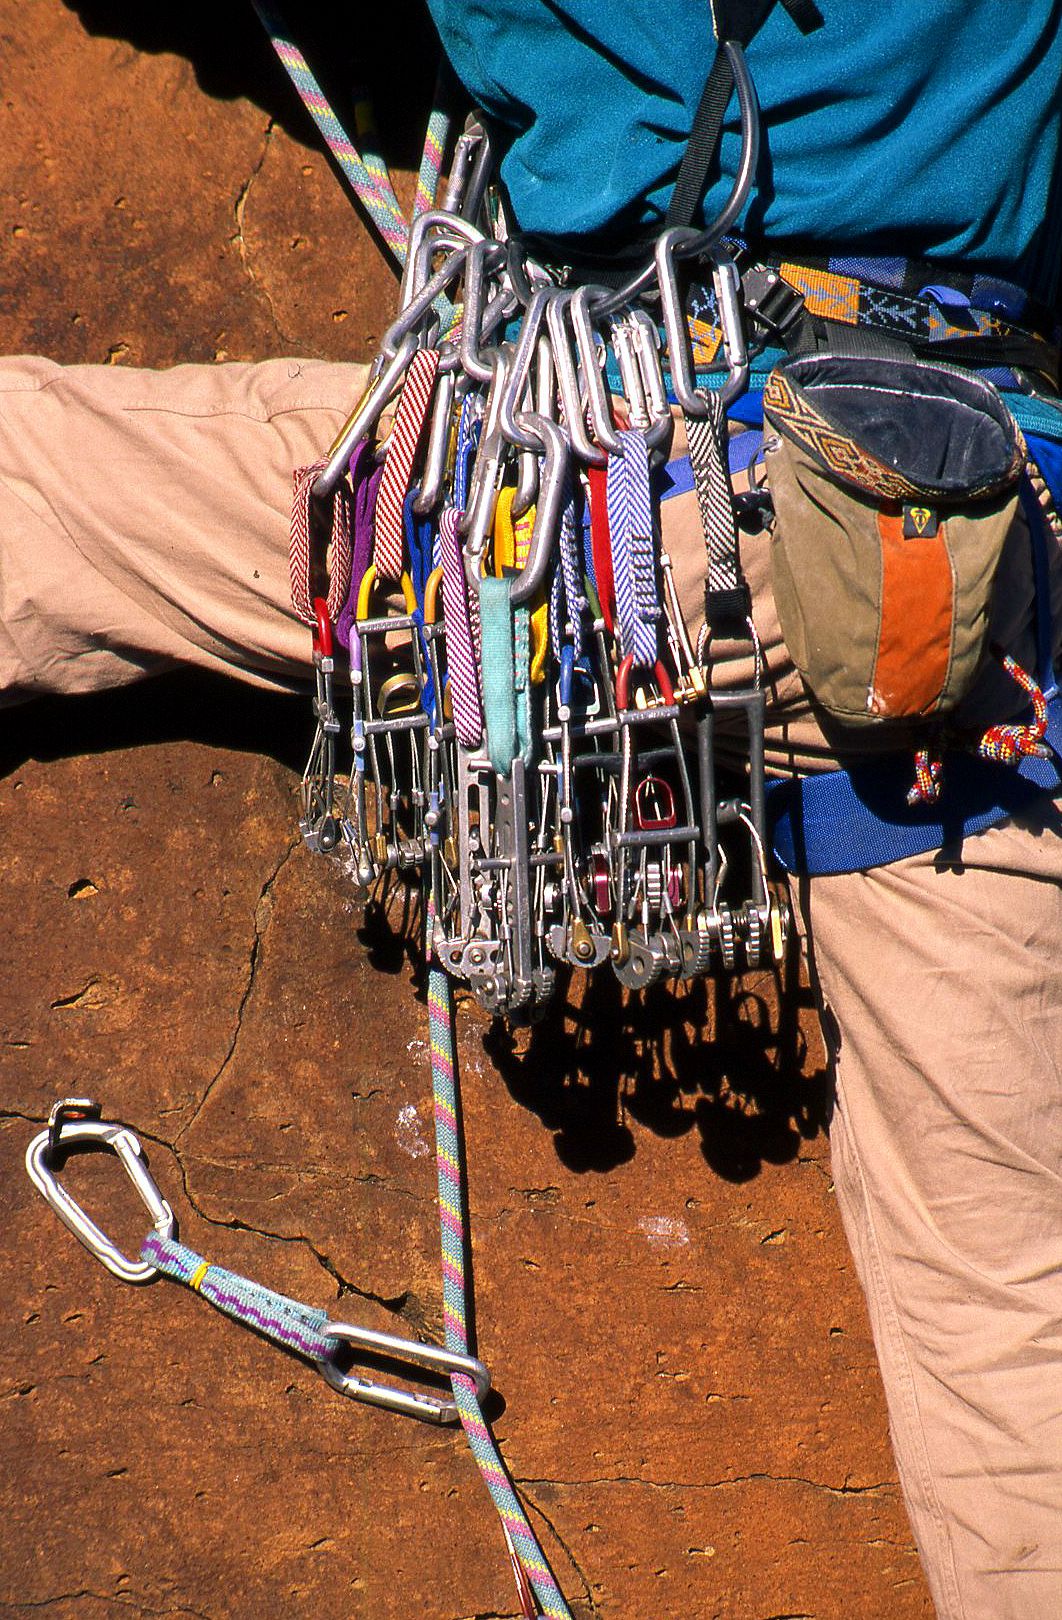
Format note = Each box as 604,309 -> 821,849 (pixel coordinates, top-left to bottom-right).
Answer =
545,289 -> 606,467
26,1099 -> 176,1285
314,332 -> 419,500
615,653 -> 676,711
658,233 -> 749,416
498,284 -> 554,453
356,563 -> 419,623
320,1319 -> 491,1425
459,237 -> 512,384
570,287 -> 625,457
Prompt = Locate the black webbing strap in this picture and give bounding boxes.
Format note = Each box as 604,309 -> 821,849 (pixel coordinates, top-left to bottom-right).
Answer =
666,0 -> 824,231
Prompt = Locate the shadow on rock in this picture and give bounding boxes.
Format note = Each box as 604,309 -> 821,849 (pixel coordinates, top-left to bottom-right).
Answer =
0,669 -> 308,777
63,0 -> 446,169
483,926 -> 832,1182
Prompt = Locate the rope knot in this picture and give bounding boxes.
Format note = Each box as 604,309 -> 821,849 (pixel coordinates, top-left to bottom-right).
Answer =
977,652 -> 1050,767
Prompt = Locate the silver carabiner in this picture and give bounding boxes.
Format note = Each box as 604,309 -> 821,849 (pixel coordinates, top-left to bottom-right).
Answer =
505,410 -> 568,607
397,209 -> 483,315
312,332 -> 419,500
320,1320 -> 490,1425
498,284 -> 554,453
459,237 -> 512,384
569,287 -> 625,456
657,231 -> 749,416
545,289 -> 606,467
26,1099 -> 176,1285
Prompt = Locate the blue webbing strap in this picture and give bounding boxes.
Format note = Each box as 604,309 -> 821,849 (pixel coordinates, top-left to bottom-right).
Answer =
404,490 -> 438,719
769,441 -> 1062,876
768,696 -> 1062,876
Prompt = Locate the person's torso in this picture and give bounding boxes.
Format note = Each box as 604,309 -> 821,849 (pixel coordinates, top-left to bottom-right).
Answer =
428,0 -> 1062,308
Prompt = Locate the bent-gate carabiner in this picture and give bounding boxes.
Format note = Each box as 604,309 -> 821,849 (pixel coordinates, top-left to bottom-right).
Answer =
26,1099 -> 176,1285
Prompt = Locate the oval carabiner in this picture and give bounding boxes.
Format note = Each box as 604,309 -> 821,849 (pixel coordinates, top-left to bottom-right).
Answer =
319,1320 -> 491,1425
26,1099 -> 176,1285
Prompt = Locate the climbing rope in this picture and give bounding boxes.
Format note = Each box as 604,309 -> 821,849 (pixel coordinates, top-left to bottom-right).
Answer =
249,0 -> 409,268
426,917 -> 572,1619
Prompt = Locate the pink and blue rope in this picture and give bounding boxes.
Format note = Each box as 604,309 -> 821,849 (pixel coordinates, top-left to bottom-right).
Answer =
414,98 -> 451,219
249,0 -> 408,268
427,920 -> 573,1620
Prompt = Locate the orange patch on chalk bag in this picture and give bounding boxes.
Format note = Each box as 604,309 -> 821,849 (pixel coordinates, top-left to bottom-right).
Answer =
869,506 -> 954,718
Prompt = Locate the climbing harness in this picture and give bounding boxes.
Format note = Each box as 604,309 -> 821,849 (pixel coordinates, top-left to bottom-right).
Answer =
27,6 -> 1062,1615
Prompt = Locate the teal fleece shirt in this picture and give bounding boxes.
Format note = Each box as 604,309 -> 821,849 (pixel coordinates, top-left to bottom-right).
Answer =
427,0 -> 1062,309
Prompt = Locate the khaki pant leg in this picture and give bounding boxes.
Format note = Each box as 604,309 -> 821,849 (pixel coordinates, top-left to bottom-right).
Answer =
0,354 -> 365,700
795,799 -> 1062,1620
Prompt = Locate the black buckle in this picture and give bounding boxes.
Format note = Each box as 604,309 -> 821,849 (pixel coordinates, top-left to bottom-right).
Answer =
741,265 -> 805,338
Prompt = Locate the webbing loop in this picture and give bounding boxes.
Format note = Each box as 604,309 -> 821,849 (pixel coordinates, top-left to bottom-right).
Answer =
439,506 -> 484,747
290,462 -> 352,626
249,0 -> 409,268
480,575 -> 533,775
684,398 -> 751,633
605,428 -> 660,666
373,347 -> 441,581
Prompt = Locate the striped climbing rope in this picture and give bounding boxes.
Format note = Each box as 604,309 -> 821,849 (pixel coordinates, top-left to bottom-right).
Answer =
133,970 -> 576,1620
249,0 -> 409,268
426,915 -> 573,1620
414,73 -> 452,219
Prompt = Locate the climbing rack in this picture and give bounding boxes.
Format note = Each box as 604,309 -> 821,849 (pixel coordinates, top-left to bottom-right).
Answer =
293,76 -> 788,1021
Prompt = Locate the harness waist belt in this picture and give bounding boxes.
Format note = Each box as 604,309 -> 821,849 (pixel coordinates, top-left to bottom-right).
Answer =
767,695 -> 1062,877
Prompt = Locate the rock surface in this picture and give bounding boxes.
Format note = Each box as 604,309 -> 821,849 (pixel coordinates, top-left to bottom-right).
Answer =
0,4 -> 933,1616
